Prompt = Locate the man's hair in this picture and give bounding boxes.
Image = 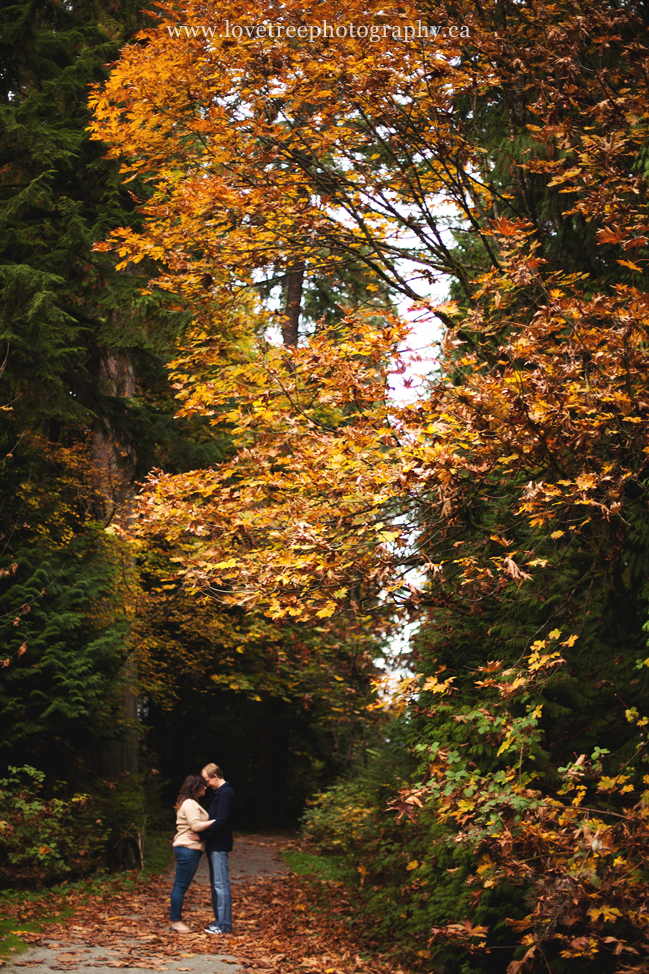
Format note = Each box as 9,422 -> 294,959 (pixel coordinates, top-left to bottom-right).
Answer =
202,762 -> 224,779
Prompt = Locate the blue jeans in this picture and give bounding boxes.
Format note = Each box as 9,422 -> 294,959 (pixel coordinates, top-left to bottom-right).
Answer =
207,850 -> 232,932
170,846 -> 202,922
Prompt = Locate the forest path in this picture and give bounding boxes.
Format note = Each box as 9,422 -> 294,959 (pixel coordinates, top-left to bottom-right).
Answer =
162,834 -> 290,889
4,836 -> 290,974
4,836 -> 406,974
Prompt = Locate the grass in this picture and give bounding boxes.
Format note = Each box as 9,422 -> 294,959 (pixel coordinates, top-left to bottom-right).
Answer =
0,892 -> 74,963
281,848 -> 350,883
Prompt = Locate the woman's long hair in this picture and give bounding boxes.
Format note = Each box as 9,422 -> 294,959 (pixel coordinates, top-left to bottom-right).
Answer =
175,774 -> 206,811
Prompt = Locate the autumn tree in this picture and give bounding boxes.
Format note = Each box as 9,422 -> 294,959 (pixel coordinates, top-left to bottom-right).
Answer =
90,0 -> 649,628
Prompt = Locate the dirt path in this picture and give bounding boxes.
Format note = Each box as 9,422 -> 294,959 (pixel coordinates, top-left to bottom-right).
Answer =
163,834 -> 290,889
3,836 -> 290,974
2,837 -> 407,974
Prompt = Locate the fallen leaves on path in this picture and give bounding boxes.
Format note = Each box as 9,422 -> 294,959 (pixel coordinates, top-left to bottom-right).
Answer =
2,863 -> 419,974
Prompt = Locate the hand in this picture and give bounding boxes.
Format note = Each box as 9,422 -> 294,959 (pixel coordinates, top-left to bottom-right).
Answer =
187,831 -> 201,841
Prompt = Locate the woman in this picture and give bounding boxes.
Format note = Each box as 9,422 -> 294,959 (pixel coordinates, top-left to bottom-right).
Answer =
170,774 -> 214,933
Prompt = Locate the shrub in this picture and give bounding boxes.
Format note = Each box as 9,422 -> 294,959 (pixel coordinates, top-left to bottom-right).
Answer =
0,766 -> 103,889
303,778 -> 377,858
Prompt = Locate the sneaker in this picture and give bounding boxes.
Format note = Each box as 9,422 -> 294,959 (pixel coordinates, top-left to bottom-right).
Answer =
204,923 -> 224,935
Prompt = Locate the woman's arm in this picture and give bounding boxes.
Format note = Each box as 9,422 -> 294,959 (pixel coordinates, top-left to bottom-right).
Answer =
188,816 -> 215,832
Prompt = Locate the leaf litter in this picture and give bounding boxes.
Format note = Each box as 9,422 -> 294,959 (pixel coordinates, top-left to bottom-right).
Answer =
1,865 -> 416,974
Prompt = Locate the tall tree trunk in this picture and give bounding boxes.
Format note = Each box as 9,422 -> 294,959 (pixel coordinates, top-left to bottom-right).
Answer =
281,263 -> 304,347
102,662 -> 139,777
91,353 -> 135,524
92,352 -> 140,777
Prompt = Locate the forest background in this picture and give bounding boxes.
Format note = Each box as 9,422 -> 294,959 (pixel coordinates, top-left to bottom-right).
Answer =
2,0 -> 649,971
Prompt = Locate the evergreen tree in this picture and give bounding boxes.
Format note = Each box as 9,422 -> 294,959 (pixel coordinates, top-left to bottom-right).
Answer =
0,537 -> 130,786
0,0 -> 196,785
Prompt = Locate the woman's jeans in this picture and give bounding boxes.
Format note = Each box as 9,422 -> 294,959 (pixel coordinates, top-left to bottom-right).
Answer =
170,846 -> 202,921
207,850 -> 232,932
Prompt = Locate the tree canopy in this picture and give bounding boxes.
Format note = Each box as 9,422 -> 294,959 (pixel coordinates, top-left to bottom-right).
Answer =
87,0 -> 649,967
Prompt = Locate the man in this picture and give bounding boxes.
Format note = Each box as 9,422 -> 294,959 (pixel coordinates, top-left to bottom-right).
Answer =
200,763 -> 235,935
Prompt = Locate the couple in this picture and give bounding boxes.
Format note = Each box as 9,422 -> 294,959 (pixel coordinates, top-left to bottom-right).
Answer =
169,763 -> 235,935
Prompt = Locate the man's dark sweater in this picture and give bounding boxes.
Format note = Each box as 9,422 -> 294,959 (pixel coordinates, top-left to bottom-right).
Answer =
203,781 -> 235,852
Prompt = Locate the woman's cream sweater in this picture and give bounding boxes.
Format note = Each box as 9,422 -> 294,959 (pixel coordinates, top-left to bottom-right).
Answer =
173,798 -> 212,851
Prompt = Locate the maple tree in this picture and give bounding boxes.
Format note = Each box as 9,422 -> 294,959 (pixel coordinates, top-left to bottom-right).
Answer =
89,0 -> 478,318
90,0 -> 649,619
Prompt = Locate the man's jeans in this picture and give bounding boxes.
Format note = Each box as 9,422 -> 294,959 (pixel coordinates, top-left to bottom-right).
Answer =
207,850 -> 232,932
170,846 -> 202,921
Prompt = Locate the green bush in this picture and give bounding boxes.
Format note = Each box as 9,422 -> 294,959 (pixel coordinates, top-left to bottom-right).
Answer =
303,778 -> 377,858
301,754 -> 526,974
0,766 -> 103,889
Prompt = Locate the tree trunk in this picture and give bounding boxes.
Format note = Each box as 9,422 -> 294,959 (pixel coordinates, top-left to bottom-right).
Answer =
91,353 -> 135,524
101,658 -> 139,777
93,352 -> 140,777
281,263 -> 304,347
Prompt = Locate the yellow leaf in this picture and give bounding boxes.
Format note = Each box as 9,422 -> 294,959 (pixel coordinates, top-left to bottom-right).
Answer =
575,473 -> 597,490
561,634 -> 579,647
378,530 -> 399,543
589,907 -> 622,922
